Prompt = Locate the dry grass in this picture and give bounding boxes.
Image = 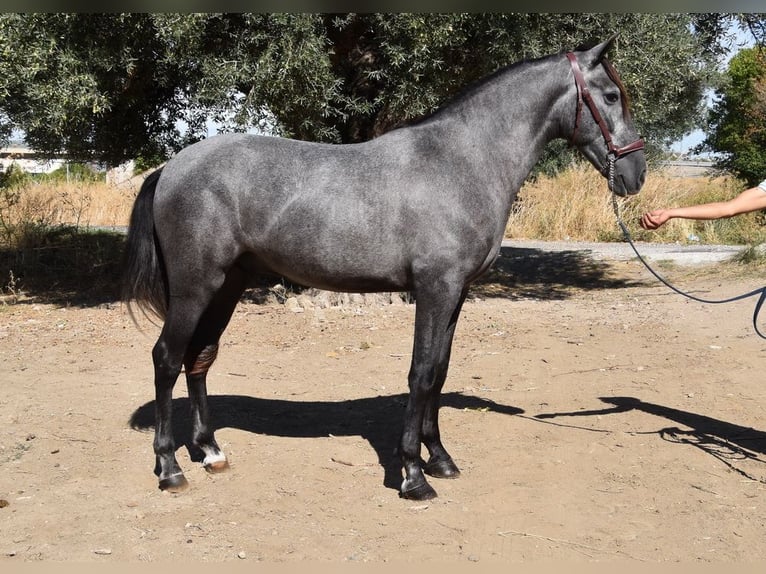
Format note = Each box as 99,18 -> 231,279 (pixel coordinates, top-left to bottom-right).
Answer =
1,180 -> 135,236
0,180 -> 138,300
506,163 -> 765,246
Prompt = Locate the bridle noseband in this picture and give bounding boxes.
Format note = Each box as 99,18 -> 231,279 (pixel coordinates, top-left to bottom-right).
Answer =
566,52 -> 644,188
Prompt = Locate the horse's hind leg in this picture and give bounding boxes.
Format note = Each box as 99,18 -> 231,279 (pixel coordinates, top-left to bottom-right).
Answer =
153,296 -> 213,492
184,267 -> 247,474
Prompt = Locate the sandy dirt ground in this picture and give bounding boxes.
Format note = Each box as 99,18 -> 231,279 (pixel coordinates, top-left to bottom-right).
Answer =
2,245 -> 766,563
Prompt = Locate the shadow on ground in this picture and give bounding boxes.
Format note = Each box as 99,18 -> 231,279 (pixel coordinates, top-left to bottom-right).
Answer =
535,396 -> 766,483
470,245 -> 646,300
129,391 -> 524,492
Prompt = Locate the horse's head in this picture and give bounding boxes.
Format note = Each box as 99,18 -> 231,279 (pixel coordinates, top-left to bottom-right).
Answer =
566,36 -> 646,197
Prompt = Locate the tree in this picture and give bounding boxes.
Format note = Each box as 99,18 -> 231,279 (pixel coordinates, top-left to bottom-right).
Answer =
0,13 -> 743,167
700,47 -> 766,187
0,14 -> 195,167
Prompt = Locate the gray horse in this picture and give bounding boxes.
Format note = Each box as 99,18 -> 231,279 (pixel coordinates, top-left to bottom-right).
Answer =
123,37 -> 646,500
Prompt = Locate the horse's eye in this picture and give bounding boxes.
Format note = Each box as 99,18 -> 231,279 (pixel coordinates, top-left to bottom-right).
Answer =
605,92 -> 619,104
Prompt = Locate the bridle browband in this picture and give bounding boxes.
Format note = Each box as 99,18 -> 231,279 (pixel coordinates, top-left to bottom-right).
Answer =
566,52 -> 644,177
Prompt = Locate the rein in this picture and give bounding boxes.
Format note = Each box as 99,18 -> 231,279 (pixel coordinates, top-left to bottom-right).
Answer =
609,193 -> 766,340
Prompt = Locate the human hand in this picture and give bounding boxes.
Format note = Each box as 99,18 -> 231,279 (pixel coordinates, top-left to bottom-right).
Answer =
640,209 -> 670,230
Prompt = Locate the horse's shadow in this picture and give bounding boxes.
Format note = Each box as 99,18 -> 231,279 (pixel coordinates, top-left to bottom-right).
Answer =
129,392 -> 524,491
536,396 -> 766,481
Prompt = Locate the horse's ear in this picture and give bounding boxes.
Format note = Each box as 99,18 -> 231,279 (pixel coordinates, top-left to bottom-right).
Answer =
582,34 -> 618,69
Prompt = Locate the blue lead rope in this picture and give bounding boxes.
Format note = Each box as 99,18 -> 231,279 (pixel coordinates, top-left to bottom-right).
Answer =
611,196 -> 766,340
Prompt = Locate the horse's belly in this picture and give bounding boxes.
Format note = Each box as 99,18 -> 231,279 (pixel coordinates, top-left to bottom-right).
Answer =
236,251 -> 410,293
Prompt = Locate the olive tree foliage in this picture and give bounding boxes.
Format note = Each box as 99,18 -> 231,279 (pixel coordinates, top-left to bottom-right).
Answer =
0,13 -> 749,168
0,13 -> 196,167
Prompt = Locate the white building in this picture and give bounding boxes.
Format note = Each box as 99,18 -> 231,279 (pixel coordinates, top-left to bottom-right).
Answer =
0,145 -> 67,174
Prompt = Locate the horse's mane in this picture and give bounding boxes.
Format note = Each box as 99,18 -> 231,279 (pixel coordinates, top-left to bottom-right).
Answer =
387,50 -> 631,134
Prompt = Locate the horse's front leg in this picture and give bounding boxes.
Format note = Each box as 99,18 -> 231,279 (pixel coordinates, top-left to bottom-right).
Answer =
421,289 -> 467,480
399,283 -> 465,500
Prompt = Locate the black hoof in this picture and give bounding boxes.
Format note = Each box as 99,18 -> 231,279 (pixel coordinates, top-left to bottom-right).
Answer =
159,474 -> 189,492
400,481 -> 438,500
424,456 -> 461,479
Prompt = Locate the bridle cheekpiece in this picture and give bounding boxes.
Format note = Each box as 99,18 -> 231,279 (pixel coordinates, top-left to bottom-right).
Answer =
566,52 -> 644,190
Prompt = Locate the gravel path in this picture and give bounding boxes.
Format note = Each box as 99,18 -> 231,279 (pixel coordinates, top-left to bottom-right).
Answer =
503,238 -> 746,266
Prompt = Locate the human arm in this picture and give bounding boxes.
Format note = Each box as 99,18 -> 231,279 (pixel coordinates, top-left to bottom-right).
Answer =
640,185 -> 766,230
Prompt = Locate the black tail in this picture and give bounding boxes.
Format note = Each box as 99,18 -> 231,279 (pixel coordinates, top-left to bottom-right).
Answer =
122,168 -> 168,322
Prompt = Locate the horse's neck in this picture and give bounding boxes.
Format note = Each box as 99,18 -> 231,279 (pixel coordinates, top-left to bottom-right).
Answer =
440,57 -> 570,191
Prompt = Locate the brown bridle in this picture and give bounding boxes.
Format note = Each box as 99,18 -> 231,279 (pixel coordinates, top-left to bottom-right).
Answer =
566,52 -> 645,162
